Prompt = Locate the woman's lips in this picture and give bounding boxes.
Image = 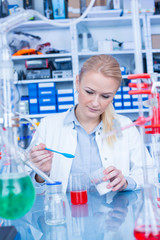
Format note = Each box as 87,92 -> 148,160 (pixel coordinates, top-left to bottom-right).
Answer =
88,106 -> 99,112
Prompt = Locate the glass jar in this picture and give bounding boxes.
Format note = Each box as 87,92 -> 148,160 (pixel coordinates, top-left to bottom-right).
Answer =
44,181 -> 66,225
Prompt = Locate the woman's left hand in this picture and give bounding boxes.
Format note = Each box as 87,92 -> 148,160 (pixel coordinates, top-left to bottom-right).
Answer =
103,166 -> 128,191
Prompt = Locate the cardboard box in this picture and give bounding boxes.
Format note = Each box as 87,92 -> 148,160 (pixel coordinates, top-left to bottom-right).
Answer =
152,34 -> 160,49
123,0 -> 155,14
86,0 -> 106,7
68,0 -> 80,18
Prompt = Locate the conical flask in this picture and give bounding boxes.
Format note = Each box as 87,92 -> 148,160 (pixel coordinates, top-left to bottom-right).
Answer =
0,127 -> 36,220
134,184 -> 160,240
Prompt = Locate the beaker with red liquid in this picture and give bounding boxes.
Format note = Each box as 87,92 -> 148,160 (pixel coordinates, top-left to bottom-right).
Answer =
69,173 -> 88,205
134,185 -> 160,240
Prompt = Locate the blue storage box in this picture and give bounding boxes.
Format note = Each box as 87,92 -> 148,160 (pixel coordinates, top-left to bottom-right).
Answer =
39,105 -> 57,114
38,82 -> 56,97
57,89 -> 74,97
113,101 -> 123,110
57,96 -> 74,103
57,103 -> 74,112
28,83 -> 38,98
39,96 -> 56,106
29,98 -> 39,114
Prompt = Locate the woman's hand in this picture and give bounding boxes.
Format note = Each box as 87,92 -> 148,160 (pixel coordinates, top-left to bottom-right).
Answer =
103,166 -> 128,191
30,143 -> 54,183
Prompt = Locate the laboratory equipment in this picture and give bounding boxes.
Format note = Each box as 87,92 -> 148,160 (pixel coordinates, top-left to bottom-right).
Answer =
44,182 -> 66,225
134,185 -> 160,240
127,73 -> 160,240
89,167 -> 111,196
69,173 -> 88,205
45,147 -> 75,158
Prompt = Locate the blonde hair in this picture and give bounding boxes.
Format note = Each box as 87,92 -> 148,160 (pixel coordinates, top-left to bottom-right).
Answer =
79,54 -> 122,146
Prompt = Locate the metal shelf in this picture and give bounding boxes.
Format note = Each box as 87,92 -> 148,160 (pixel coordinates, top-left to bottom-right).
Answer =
78,50 -> 135,57
12,53 -> 72,61
14,78 -> 74,84
116,109 -> 149,114
13,19 -> 71,31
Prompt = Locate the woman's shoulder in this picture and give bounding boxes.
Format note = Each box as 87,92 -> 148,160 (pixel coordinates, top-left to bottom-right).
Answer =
115,113 -> 133,125
40,111 -> 68,125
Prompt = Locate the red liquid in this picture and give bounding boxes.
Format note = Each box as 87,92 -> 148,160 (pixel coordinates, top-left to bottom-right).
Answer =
134,226 -> 160,240
70,190 -> 88,205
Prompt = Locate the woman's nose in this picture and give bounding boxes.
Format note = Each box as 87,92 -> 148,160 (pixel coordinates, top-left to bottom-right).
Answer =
92,95 -> 99,106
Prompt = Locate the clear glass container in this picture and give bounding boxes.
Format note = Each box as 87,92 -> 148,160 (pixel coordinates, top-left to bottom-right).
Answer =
44,181 -> 66,225
134,184 -> 160,240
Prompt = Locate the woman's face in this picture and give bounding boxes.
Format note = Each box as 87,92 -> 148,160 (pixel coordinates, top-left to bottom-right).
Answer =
76,71 -> 120,121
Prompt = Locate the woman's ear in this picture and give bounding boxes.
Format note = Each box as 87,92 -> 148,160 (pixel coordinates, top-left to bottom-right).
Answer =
76,75 -> 79,93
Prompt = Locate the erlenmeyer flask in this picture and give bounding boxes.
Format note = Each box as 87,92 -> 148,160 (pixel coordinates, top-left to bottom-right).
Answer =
0,128 -> 36,220
134,184 -> 160,240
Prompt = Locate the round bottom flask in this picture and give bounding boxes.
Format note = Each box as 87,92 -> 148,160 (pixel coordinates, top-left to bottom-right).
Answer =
44,182 -> 66,225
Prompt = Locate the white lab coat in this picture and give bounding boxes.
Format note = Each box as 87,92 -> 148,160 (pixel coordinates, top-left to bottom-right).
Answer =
34,110 -> 153,193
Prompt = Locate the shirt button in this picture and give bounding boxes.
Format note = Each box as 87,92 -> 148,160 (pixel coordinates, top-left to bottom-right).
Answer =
104,157 -> 107,161
98,132 -> 101,135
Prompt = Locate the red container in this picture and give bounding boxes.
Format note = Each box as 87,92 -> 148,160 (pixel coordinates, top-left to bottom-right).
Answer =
70,190 -> 88,205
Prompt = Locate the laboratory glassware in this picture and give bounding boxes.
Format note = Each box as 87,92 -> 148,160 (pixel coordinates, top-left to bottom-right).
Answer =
69,173 -> 88,205
134,185 -> 160,240
0,24 -> 35,220
128,73 -> 160,240
44,182 -> 66,225
89,167 -> 111,196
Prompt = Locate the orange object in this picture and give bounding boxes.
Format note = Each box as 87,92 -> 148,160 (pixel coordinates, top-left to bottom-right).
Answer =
128,73 -> 151,79
128,89 -> 151,95
13,49 -> 42,56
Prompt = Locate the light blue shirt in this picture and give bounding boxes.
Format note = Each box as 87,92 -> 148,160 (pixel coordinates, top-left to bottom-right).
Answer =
64,106 -> 137,191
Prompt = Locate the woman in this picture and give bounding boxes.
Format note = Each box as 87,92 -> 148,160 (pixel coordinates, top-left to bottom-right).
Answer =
30,54 -> 152,192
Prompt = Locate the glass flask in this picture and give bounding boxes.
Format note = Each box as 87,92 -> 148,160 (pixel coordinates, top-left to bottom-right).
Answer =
44,182 -> 66,225
0,32 -> 35,220
0,128 -> 36,220
134,184 -> 160,240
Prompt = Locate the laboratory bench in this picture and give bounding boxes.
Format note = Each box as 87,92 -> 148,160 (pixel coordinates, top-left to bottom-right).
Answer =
3,190 -> 141,240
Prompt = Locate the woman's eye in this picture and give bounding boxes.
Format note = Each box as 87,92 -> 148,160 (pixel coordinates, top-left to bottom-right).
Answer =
102,95 -> 110,99
86,90 -> 93,94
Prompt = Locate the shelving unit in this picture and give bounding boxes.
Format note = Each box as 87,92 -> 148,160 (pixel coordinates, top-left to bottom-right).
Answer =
10,10 -> 155,119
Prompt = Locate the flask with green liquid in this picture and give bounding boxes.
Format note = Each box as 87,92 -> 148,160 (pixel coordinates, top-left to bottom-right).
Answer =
0,128 -> 36,220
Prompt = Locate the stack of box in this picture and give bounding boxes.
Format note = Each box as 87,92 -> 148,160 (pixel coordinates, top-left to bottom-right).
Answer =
68,0 -> 80,18
28,84 -> 39,114
122,86 -> 132,109
38,82 -> 56,114
56,89 -> 74,112
113,87 -> 123,110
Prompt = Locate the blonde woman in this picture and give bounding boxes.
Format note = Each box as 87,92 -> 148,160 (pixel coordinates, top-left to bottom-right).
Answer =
30,54 -> 151,192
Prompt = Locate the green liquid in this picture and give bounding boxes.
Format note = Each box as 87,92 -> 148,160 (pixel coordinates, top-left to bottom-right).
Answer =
0,173 -> 36,220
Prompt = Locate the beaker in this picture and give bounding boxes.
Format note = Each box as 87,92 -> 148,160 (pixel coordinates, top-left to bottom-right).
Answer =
0,128 -> 36,220
134,184 -> 160,240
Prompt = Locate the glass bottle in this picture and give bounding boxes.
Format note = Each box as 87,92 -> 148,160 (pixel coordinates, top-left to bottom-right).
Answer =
44,182 -> 66,225
134,184 -> 160,240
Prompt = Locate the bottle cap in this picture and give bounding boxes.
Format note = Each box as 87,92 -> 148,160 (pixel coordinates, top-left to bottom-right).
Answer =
46,181 -> 62,193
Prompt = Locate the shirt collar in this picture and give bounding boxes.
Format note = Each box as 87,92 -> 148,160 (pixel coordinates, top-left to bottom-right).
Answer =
64,105 -> 103,132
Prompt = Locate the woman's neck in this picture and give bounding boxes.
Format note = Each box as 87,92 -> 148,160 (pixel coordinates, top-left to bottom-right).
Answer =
75,105 -> 101,134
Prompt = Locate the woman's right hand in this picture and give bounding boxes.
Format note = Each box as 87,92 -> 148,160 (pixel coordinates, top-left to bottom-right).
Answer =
30,143 -> 54,182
